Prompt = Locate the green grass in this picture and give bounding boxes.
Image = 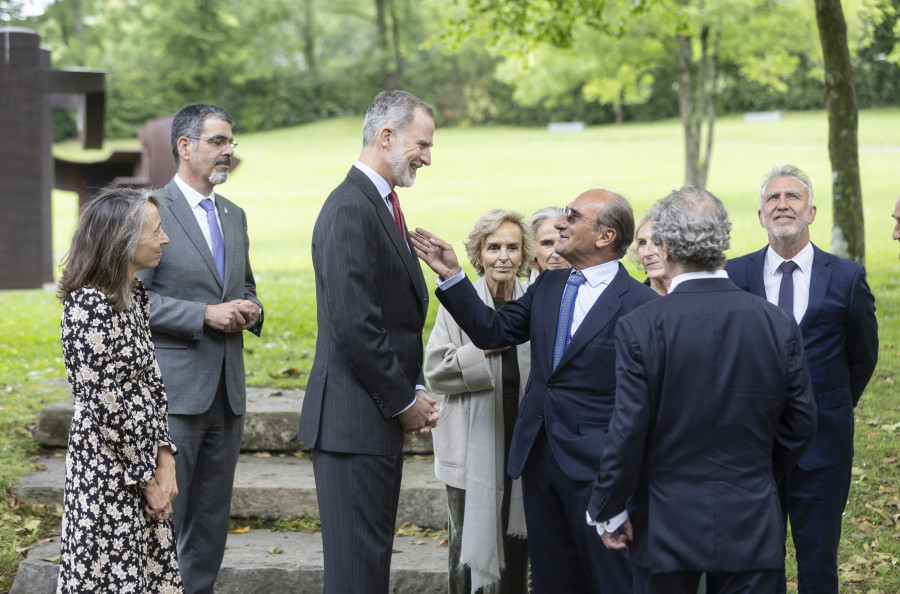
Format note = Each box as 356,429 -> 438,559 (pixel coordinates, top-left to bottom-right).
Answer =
3,109 -> 900,591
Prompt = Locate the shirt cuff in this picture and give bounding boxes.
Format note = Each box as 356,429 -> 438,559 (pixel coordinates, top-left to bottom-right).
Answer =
586,509 -> 629,536
435,270 -> 466,290
393,394 -> 418,416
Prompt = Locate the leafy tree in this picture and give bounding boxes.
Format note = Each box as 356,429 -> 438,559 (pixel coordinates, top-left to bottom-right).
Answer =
440,0 -> 822,188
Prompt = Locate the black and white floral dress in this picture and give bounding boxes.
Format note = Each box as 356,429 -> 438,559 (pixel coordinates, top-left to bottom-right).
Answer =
57,282 -> 183,593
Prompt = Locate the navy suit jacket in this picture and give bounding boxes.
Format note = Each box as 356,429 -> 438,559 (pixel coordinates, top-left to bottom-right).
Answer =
299,166 -> 429,455
589,278 -> 816,573
726,244 -> 878,470
436,264 -> 659,482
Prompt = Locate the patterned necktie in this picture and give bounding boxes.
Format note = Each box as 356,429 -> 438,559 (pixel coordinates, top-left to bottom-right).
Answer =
199,198 -> 225,283
778,260 -> 798,316
552,271 -> 587,369
388,191 -> 408,241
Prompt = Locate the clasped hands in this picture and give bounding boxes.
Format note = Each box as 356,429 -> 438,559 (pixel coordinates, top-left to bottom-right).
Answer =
399,390 -> 439,436
205,299 -> 260,333
142,447 -> 177,522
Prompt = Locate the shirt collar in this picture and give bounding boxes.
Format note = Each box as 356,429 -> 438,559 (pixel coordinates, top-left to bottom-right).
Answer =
763,241 -> 814,277
574,259 -> 619,288
354,160 -> 392,202
174,173 -> 215,208
669,269 -> 729,293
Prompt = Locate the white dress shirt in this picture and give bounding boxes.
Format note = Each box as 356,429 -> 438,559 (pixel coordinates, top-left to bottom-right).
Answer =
173,174 -> 222,256
762,242 -> 813,324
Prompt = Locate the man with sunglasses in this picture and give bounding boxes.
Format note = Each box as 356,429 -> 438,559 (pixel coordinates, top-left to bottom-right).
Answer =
138,103 -> 263,593
412,189 -> 659,593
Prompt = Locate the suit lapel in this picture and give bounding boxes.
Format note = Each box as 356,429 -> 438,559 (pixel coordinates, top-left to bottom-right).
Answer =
746,246 -> 768,298
552,264 -> 626,372
216,194 -> 241,290
801,245 -> 831,332
349,168 -> 428,306
161,182 -> 223,290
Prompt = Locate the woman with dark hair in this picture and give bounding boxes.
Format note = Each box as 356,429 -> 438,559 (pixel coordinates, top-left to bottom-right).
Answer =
425,209 -> 534,594
57,187 -> 182,593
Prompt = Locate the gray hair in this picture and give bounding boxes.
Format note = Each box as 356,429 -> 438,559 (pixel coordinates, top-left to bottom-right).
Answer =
759,164 -> 814,208
649,186 -> 731,272
170,103 -> 234,165
59,188 -> 162,311
627,215 -> 652,270
597,191 -> 634,260
362,90 -> 434,147
463,209 -> 535,278
528,206 -> 563,264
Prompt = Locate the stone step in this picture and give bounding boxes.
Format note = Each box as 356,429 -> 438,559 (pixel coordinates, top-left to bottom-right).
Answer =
14,453 -> 448,529
33,386 -> 434,454
11,528 -> 449,593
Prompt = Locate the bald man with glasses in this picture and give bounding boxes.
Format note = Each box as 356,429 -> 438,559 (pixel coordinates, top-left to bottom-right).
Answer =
413,189 -> 659,593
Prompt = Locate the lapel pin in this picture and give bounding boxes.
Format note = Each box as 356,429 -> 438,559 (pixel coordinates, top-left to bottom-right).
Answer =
224,207 -> 228,214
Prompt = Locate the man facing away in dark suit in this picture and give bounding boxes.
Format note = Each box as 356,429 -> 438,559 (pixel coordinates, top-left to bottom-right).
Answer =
138,103 -> 264,593
412,189 -> 659,593
726,165 -> 878,593
299,90 -> 439,594
588,186 -> 817,594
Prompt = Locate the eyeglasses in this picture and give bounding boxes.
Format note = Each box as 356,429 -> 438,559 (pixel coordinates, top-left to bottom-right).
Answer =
186,135 -> 238,150
562,206 -> 603,226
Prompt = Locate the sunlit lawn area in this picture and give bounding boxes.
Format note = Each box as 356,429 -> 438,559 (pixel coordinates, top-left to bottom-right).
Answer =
2,109 -> 899,591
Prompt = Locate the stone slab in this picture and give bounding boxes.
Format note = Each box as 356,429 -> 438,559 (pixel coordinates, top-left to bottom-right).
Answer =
15,453 -> 448,529
12,529 -> 449,593
33,387 -> 434,454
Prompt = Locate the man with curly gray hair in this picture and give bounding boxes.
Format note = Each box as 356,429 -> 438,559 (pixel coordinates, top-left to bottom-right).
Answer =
588,185 -> 816,594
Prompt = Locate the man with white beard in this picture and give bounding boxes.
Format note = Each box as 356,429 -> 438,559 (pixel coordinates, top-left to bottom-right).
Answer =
299,90 -> 440,594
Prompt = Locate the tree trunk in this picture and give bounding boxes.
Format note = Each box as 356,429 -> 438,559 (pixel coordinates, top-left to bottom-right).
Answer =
388,0 -> 403,88
676,34 -> 701,187
374,0 -> 394,89
301,0 -> 317,76
814,0 -> 865,264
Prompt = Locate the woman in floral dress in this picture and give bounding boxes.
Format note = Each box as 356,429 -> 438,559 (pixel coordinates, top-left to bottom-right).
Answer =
56,187 -> 183,593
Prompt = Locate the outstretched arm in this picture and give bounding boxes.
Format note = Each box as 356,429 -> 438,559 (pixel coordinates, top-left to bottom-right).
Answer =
411,228 -> 463,279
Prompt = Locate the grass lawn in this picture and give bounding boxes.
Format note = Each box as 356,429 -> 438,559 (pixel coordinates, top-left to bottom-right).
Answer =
2,109 -> 899,591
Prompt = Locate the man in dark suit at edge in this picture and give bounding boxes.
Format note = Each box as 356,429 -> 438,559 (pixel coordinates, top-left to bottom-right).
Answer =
726,166 -> 878,593
299,90 -> 439,594
412,189 -> 659,593
588,186 -> 817,593
138,103 -> 264,593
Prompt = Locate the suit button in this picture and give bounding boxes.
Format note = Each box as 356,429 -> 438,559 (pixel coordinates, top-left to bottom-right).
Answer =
546,384 -> 553,391
539,410 -> 544,420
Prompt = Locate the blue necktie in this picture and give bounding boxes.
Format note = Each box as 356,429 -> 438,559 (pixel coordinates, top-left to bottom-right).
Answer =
199,198 -> 225,283
778,260 -> 798,316
553,271 -> 587,369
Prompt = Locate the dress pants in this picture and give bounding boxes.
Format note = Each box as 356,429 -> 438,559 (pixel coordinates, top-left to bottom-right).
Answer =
521,426 -> 633,593
633,566 -> 777,594
777,460 -> 852,594
168,371 -> 243,594
312,449 -> 404,594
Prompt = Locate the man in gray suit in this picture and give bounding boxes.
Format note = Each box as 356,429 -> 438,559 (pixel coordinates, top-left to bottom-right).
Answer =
138,103 -> 263,594
299,90 -> 439,593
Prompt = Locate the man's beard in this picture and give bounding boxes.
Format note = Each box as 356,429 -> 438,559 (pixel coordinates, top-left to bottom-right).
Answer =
209,171 -> 230,185
386,141 -> 418,188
